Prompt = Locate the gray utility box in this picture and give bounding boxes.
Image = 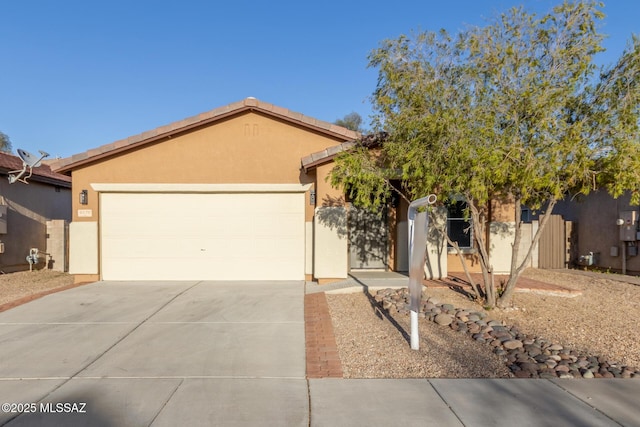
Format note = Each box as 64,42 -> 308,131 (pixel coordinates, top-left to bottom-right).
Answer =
619,211 -> 638,241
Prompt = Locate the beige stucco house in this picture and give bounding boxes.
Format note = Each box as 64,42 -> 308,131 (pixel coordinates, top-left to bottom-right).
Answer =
51,98 -> 365,283
53,98 -> 523,284
0,151 -> 71,272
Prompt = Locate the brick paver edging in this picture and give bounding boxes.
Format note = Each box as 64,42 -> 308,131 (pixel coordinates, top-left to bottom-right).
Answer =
304,292 -> 343,378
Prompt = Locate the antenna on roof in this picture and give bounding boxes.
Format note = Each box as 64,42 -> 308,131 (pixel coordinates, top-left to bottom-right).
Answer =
8,149 -> 50,184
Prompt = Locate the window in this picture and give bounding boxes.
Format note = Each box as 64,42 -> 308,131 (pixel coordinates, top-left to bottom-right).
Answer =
447,200 -> 472,249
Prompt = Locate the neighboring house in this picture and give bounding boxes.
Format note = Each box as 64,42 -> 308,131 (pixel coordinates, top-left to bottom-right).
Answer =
550,190 -> 640,274
0,151 -> 72,272
52,97 -> 520,284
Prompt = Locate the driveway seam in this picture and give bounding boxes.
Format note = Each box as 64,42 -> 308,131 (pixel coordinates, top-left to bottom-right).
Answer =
26,281 -> 203,406
74,281 -> 203,376
148,378 -> 184,427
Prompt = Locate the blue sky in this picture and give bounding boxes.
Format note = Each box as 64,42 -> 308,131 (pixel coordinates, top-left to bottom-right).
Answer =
1,0 -> 638,159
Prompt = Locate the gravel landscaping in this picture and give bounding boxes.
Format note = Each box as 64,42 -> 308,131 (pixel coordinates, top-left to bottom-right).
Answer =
326,268 -> 640,379
0,270 -> 76,309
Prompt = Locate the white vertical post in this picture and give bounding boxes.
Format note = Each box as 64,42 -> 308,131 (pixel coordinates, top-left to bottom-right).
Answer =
407,194 -> 437,350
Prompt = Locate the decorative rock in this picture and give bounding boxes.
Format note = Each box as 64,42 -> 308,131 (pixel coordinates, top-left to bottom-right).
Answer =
540,372 -> 558,379
519,362 -> 539,374
514,370 -> 532,378
467,323 -> 481,334
374,287 -> 640,380
503,340 -> 524,350
434,313 -> 453,326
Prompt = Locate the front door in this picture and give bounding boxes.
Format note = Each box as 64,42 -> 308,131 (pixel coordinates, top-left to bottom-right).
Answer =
348,205 -> 388,270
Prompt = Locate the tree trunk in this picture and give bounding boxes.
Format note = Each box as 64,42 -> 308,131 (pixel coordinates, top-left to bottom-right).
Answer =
497,198 -> 558,307
447,235 -> 482,300
468,198 -> 495,308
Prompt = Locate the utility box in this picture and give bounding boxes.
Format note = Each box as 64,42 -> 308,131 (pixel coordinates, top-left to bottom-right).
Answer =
619,211 -> 638,241
0,205 -> 7,234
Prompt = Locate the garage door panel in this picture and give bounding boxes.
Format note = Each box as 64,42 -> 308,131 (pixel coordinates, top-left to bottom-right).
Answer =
100,192 -> 305,281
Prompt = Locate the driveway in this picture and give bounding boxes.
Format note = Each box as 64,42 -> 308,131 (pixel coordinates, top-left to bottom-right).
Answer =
0,281 -> 308,426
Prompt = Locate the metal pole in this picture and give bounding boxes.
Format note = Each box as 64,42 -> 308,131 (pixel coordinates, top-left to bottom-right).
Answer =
407,194 -> 437,350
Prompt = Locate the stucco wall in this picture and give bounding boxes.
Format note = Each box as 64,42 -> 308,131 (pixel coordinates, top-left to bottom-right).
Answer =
0,178 -> 71,271
66,111 -> 351,281
563,190 -> 640,274
312,163 -> 348,281
70,111 -> 346,223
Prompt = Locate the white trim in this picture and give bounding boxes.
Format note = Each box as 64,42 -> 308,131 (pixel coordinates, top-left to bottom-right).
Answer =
90,183 -> 312,193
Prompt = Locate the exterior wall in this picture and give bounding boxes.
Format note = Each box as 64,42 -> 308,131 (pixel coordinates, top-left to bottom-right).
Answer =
69,221 -> 98,275
519,221 -> 538,269
70,111 -> 344,224
67,111 -> 349,281
313,206 -> 348,282
46,219 -> 68,271
312,162 -> 348,282
0,178 -> 71,272
489,222 -> 516,274
560,190 -> 640,274
446,198 -> 518,274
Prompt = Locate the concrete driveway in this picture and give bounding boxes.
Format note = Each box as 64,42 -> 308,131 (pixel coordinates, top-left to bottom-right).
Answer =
0,280 -> 308,426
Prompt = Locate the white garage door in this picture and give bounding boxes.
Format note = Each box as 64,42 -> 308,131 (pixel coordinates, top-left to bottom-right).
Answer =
100,192 -> 305,280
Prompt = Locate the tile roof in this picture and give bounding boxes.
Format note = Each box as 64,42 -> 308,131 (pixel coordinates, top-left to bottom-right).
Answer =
51,97 -> 361,174
300,141 -> 357,172
0,151 -> 71,187
300,131 -> 388,172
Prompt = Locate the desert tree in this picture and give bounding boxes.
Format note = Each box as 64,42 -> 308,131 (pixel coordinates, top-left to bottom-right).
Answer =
330,1 -> 640,308
0,131 -> 11,152
334,112 -> 364,132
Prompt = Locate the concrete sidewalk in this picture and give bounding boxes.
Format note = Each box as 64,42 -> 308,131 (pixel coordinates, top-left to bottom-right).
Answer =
309,378 -> 640,426
0,279 -> 638,426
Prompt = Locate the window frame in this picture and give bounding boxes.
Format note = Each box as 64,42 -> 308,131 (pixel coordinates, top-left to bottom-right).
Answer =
446,199 -> 474,251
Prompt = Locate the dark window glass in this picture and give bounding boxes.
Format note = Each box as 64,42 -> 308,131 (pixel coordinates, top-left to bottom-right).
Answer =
447,201 -> 472,248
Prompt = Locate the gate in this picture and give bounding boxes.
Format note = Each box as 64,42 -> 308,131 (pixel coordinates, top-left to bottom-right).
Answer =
538,215 -> 575,269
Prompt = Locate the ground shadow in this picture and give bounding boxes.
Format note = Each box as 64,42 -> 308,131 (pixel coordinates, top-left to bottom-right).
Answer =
348,275 -> 411,344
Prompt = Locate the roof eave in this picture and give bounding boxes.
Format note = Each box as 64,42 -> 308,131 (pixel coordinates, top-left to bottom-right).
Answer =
0,169 -> 72,188
53,100 -> 361,174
